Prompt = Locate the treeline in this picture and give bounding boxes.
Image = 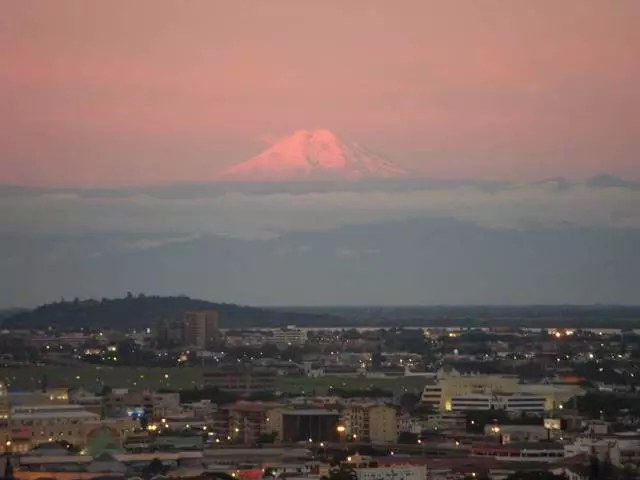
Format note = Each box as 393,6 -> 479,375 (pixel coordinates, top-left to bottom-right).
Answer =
0,294 -> 340,331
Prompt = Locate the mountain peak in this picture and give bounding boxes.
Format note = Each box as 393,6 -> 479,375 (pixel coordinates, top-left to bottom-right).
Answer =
220,129 -> 408,181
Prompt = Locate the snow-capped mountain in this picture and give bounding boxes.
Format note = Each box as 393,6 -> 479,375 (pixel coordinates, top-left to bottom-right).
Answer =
219,129 -> 408,181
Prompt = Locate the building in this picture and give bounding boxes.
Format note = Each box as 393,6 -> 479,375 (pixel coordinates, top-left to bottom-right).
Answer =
0,382 -> 9,446
419,383 -> 442,409
271,328 -> 307,346
342,404 -> 398,443
68,387 -> 103,416
471,441 -> 565,462
9,404 -> 99,450
183,310 -> 219,350
281,409 -> 341,443
203,366 -> 277,395
502,394 -> 546,413
485,424 -> 554,442
423,412 -> 466,431
355,465 -> 427,480
421,367 -> 583,411
102,389 -> 180,419
155,318 -> 187,347
450,393 -> 545,413
223,401 -> 282,444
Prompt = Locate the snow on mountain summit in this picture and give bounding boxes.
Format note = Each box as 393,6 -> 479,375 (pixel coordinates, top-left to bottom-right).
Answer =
219,129 -> 408,181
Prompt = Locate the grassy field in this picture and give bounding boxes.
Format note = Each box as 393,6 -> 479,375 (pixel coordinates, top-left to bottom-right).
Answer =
276,375 -> 428,395
0,366 -> 428,395
1,366 -> 202,391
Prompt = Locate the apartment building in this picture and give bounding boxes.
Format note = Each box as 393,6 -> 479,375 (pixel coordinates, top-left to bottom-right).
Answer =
341,403 -> 397,443
223,401 -> 282,444
183,310 -> 219,350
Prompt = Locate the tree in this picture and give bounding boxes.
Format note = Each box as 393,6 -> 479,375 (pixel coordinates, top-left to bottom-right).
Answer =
397,432 -> 419,445
145,458 -> 165,478
323,465 -> 357,480
399,393 -> 421,413
505,472 -> 566,480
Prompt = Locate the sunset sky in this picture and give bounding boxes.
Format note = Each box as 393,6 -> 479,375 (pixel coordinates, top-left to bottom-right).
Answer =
1,0 -> 639,187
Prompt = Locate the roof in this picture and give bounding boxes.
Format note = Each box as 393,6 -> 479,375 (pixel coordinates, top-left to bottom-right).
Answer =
282,409 -> 340,416
12,411 -> 99,420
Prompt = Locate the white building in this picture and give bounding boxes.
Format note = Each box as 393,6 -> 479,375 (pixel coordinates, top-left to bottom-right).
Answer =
450,393 -> 545,413
355,465 -> 427,480
271,328 -> 307,346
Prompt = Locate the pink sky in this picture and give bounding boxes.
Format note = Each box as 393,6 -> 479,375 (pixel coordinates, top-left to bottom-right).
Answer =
1,0 -> 639,187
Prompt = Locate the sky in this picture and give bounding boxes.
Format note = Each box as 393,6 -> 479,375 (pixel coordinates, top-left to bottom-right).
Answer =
1,0 -> 639,187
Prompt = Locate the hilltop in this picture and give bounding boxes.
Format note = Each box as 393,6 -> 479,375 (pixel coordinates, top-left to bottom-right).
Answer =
0,295 -> 341,331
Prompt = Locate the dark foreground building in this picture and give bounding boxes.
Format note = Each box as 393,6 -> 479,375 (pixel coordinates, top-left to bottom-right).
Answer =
281,409 -> 341,443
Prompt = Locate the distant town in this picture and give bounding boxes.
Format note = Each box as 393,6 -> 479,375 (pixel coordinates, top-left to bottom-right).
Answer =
1,297 -> 640,480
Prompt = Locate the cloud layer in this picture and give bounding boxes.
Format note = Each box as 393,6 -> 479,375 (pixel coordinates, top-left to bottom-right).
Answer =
1,180 -> 638,240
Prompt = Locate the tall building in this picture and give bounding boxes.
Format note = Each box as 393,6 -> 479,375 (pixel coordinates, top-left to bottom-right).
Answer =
183,310 -> 219,350
155,318 -> 186,347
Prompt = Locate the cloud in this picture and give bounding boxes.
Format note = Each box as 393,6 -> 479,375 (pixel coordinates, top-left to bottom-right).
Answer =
119,234 -> 202,251
0,182 -> 638,240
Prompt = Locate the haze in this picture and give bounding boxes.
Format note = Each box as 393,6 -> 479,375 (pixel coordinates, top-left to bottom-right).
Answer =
0,1 -> 639,307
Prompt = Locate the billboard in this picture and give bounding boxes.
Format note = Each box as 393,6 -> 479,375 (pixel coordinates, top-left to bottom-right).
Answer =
127,407 -> 146,418
544,418 -> 561,430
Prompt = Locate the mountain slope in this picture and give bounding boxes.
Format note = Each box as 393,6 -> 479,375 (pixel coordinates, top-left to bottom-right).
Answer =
1,295 -> 342,330
220,129 -> 408,181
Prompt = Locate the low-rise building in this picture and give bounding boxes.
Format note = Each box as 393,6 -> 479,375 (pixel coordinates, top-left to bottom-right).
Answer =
271,328 -> 307,346
203,366 -> 278,395
103,389 -> 180,419
355,465 -> 427,480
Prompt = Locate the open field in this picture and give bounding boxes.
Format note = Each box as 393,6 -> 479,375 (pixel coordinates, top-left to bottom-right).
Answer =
0,366 -> 427,395
0,366 -> 202,391
276,375 -> 428,395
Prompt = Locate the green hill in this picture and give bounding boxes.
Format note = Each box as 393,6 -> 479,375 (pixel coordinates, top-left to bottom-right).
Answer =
1,294 -> 340,330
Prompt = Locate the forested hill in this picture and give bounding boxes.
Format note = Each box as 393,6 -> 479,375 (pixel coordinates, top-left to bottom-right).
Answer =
0,295 -> 341,330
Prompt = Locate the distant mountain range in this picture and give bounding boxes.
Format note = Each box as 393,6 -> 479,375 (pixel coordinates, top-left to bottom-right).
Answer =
1,172 -> 638,308
2,217 -> 640,307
